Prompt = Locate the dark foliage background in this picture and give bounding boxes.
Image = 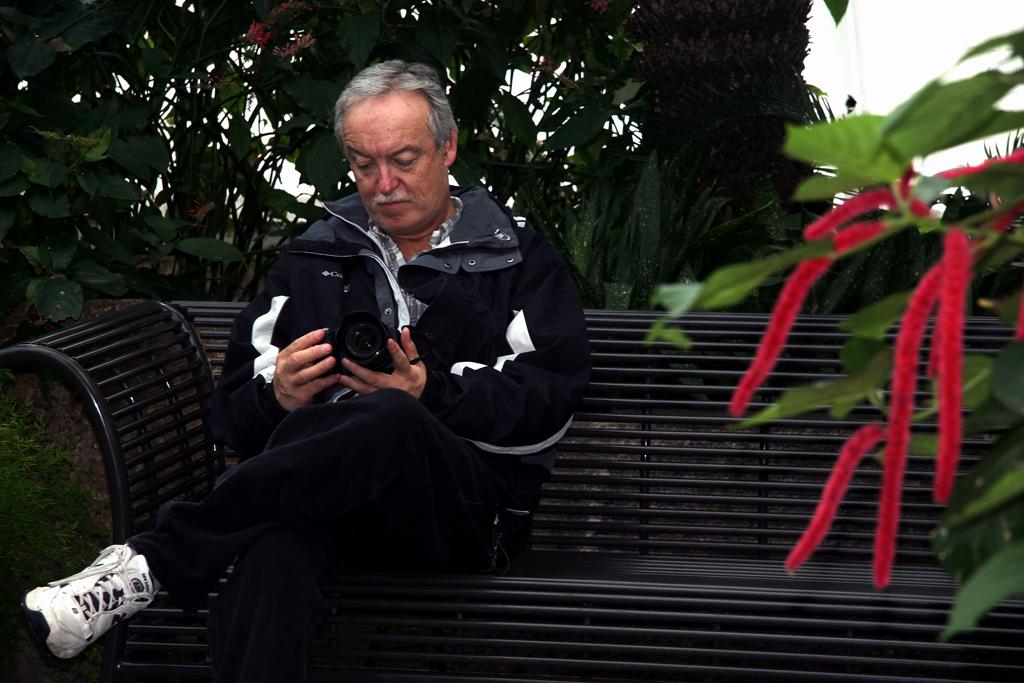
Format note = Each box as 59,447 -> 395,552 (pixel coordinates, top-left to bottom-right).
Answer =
0,0 -> 838,332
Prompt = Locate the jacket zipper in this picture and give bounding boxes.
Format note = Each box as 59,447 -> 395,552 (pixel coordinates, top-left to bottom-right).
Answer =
313,204 -> 412,329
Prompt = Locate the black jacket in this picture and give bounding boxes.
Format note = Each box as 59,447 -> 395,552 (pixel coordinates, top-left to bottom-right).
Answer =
209,186 -> 591,471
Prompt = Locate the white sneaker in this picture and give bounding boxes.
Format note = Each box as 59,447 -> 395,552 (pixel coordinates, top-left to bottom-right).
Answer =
22,544 -> 159,659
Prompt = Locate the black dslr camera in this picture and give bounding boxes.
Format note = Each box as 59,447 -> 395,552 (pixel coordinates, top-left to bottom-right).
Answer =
324,311 -> 394,374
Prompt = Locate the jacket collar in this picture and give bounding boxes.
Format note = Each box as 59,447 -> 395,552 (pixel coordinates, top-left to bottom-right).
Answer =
313,186 -> 519,250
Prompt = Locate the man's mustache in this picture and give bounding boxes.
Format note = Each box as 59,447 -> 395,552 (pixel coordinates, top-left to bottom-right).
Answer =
374,193 -> 413,205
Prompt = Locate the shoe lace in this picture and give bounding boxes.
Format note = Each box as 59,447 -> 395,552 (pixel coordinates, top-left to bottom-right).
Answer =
47,546 -> 132,620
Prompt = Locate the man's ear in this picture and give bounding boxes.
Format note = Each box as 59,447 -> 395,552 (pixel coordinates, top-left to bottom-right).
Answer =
442,130 -> 457,168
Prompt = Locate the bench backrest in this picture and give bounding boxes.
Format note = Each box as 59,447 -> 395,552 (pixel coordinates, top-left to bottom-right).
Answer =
175,301 -> 1012,568
7,299 -> 1010,569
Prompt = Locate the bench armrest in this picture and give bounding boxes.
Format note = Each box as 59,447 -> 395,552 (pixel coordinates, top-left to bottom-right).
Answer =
0,301 -> 224,541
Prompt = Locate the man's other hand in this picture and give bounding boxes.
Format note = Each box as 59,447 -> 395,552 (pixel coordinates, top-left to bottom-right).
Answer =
338,327 -> 427,399
272,328 -> 341,412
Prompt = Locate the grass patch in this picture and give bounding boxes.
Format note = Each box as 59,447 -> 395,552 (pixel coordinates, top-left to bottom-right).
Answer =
0,373 -> 108,680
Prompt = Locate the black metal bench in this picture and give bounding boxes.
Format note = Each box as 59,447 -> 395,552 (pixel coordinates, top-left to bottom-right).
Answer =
4,300 -> 1024,682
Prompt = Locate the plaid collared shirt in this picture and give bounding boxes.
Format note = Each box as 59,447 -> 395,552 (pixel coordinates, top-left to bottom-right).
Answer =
368,195 -> 463,325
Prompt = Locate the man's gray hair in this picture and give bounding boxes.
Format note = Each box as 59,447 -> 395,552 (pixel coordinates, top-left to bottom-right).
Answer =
334,60 -> 457,152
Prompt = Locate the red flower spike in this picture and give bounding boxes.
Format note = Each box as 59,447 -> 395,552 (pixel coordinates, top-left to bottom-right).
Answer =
786,423 -> 887,573
730,258 -> 831,417
874,264 -> 943,589
1016,280 -> 1024,342
833,221 -> 885,254
989,201 -> 1024,234
938,147 -> 1024,181
935,229 -> 971,503
804,189 -> 895,241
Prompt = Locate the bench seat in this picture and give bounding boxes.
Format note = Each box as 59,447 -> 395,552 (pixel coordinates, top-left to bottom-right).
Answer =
3,300 -> 1022,682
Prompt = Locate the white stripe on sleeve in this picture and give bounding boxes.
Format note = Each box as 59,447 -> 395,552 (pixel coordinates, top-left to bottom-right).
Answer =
251,296 -> 289,381
449,309 -> 536,375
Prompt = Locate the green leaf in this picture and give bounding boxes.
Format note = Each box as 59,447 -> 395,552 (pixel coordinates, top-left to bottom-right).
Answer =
414,11 -> 459,64
941,540 -> 1024,641
784,116 -> 904,189
946,468 -> 1024,529
652,283 -> 703,316
96,174 -> 140,201
40,229 -> 77,271
0,141 -> 23,183
337,12 -> 380,69
909,434 -> 938,457
77,169 -> 100,198
109,135 -> 168,181
501,94 -> 536,145
59,3 -> 122,49
696,241 -> 833,309
839,291 -> 913,340
143,214 -> 189,241
737,348 -> 892,428
792,172 -> 867,202
645,319 -> 692,350
227,116 -> 251,159
965,397 -> 1023,436
991,342 -> 1024,414
27,191 -> 70,218
81,127 -> 112,162
961,27 -> 1024,62
823,0 -> 849,24
79,224 -> 134,265
840,337 -> 890,374
175,238 -> 243,263
32,276 -> 82,321
882,72 -> 1024,161
23,156 -> 68,187
544,107 -> 609,151
0,175 -> 29,197
0,204 -> 14,240
612,80 -> 643,106
296,132 -> 345,196
962,355 -> 994,410
631,151 -> 660,306
69,259 -> 126,296
141,46 -> 172,79
283,74 -> 341,123
7,38 -> 57,78
935,421 -> 1024,582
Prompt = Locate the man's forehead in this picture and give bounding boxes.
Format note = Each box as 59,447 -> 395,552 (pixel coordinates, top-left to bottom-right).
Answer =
343,92 -> 433,150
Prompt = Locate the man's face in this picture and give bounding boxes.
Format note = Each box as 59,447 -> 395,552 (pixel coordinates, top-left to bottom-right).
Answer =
342,90 -> 457,240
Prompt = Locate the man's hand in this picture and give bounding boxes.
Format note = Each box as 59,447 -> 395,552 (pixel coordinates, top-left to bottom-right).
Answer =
338,327 -> 427,399
272,328 -> 341,412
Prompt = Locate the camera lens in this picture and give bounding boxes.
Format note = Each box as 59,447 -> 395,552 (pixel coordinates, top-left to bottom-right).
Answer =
335,311 -> 392,372
346,323 -> 382,359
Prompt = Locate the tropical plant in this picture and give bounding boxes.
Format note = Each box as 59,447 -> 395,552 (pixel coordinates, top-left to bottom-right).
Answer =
2,0 -> 843,325
653,18 -> 1024,638
1,0 -> 654,328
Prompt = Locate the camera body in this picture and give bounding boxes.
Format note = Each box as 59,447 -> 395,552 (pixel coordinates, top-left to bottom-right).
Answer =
323,311 -> 394,374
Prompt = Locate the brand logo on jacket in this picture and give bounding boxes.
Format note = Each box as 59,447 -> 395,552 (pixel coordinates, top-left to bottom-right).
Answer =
321,270 -> 344,279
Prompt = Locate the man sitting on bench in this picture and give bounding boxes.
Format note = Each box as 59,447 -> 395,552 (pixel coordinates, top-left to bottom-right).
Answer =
23,59 -> 591,683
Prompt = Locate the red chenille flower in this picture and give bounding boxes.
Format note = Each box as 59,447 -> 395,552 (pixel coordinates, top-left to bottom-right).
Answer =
729,258 -> 831,417
786,423 -> 886,572
874,264 -> 942,588
803,189 -> 894,241
935,229 -> 971,503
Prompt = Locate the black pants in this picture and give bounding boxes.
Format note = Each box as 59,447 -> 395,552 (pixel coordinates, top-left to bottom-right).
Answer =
129,389 -> 545,683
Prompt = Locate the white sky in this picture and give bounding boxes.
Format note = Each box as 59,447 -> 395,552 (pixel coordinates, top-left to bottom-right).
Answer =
804,0 -> 1024,174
